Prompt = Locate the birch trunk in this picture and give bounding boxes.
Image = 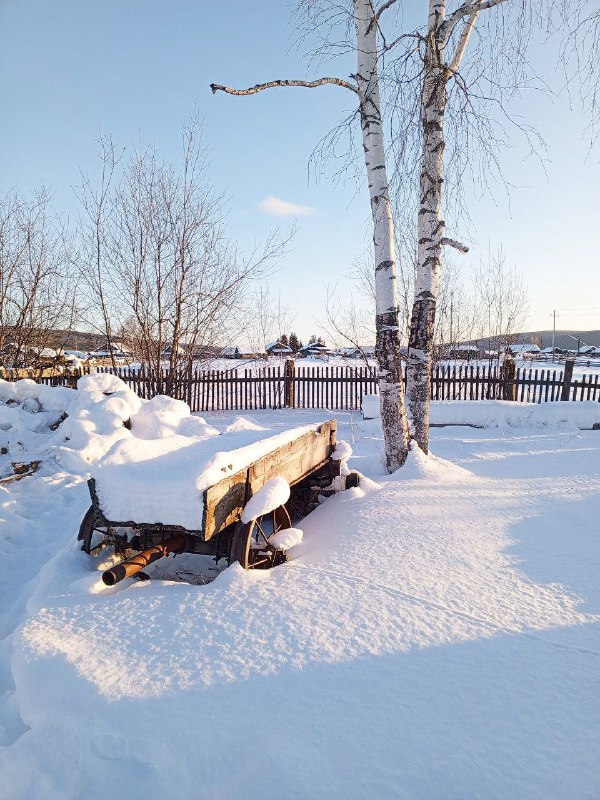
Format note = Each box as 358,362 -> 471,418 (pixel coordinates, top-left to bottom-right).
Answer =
406,1 -> 449,454
355,0 -> 410,472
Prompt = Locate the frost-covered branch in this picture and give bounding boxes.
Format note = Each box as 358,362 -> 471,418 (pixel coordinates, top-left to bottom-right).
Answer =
210,77 -> 359,96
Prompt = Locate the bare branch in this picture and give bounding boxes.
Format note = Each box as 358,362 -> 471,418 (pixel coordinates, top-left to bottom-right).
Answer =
210,77 -> 358,96
442,0 -> 509,45
448,11 -> 480,73
369,0 -> 401,33
441,237 -> 469,253
376,0 -> 401,20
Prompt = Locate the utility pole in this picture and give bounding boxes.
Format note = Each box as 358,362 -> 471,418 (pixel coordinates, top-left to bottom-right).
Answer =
449,293 -> 454,354
551,309 -> 556,356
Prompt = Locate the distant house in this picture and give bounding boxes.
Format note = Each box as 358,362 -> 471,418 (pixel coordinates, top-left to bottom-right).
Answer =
222,346 -> 242,359
90,340 -> 132,360
442,344 -> 482,360
298,342 -> 331,358
507,343 -> 541,356
222,346 -> 257,359
581,346 -> 600,358
335,346 -> 377,361
29,346 -> 59,360
335,347 -> 361,359
265,341 -> 293,357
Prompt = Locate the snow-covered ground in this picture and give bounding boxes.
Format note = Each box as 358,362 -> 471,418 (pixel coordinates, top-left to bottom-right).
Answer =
0,377 -> 599,799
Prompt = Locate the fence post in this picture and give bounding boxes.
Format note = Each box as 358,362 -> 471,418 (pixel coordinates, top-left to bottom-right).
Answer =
284,359 -> 296,408
560,358 -> 574,401
501,356 -> 516,401
187,360 -> 193,409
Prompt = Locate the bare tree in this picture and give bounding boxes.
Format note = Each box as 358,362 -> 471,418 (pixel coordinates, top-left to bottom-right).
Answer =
0,189 -> 77,370
76,137 -> 122,369
245,284 -> 296,358
550,2 -> 600,142
322,284 -> 377,372
211,0 -> 411,472
77,122 -> 287,389
471,247 -> 529,357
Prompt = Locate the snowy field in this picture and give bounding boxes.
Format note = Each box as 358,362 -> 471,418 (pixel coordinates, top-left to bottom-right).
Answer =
0,377 -> 599,799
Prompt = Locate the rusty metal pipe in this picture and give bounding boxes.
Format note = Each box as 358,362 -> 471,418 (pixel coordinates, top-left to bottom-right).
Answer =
102,534 -> 187,586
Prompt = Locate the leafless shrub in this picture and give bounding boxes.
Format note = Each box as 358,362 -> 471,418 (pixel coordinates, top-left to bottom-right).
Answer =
0,189 -> 77,369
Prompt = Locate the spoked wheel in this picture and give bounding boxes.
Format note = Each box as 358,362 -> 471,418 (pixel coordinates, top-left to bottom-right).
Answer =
230,505 -> 292,570
78,506 -> 127,556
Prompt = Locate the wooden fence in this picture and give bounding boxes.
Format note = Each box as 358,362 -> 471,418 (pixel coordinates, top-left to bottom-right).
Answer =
9,360 -> 599,412
88,362 -> 600,411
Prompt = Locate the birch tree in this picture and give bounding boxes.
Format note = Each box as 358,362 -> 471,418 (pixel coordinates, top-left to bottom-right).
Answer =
211,0 -> 411,472
403,0 -> 534,453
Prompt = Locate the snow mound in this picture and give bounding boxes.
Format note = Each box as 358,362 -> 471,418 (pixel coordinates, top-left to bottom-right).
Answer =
224,415 -> 267,433
362,396 -> 600,430
241,476 -> 291,523
361,393 -> 380,419
431,400 -> 600,429
77,372 -> 130,395
397,441 -> 477,483
269,527 -> 303,551
331,440 -> 352,461
177,415 -> 220,438
130,394 -> 191,439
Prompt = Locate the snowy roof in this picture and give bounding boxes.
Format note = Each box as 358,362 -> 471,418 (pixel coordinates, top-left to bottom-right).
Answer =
299,342 -> 328,352
265,341 -> 293,353
30,346 -> 59,358
508,343 -> 541,353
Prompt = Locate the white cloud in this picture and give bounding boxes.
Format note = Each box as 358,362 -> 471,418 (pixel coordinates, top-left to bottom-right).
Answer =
259,195 -> 317,217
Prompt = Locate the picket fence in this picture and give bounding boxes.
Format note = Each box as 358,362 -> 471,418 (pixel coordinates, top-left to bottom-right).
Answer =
45,361 -> 598,412
6,360 -> 595,412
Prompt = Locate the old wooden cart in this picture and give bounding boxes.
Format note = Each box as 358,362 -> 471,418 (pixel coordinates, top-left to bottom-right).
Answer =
78,419 -> 357,585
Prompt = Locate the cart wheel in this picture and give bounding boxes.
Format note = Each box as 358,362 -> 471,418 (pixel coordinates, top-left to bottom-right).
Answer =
78,505 -> 111,555
230,505 -> 292,570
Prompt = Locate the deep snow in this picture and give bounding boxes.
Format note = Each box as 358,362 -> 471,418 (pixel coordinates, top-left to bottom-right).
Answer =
0,377 -> 598,799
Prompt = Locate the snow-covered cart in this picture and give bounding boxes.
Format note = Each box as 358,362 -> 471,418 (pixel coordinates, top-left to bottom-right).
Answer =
78,419 -> 357,585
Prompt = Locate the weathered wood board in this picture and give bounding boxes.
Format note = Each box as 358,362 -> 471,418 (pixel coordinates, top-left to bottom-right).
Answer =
202,419 -> 337,540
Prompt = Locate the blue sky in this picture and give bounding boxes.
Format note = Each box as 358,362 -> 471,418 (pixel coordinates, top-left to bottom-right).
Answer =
1,0 -> 599,341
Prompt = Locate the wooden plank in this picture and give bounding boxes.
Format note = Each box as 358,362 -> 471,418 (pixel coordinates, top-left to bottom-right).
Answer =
202,419 -> 337,540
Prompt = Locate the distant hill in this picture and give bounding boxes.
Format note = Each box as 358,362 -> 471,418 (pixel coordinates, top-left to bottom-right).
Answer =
44,329 -> 111,352
468,330 -> 600,350
514,330 -> 600,349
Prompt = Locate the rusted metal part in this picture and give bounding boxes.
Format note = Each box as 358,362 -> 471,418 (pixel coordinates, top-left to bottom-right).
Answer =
229,505 -> 291,570
102,534 -> 188,586
0,460 -> 41,484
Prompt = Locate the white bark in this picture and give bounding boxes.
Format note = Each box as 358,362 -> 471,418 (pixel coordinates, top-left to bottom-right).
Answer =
211,2 -> 411,472
406,0 -> 449,453
406,0 -> 501,453
355,0 -> 410,471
